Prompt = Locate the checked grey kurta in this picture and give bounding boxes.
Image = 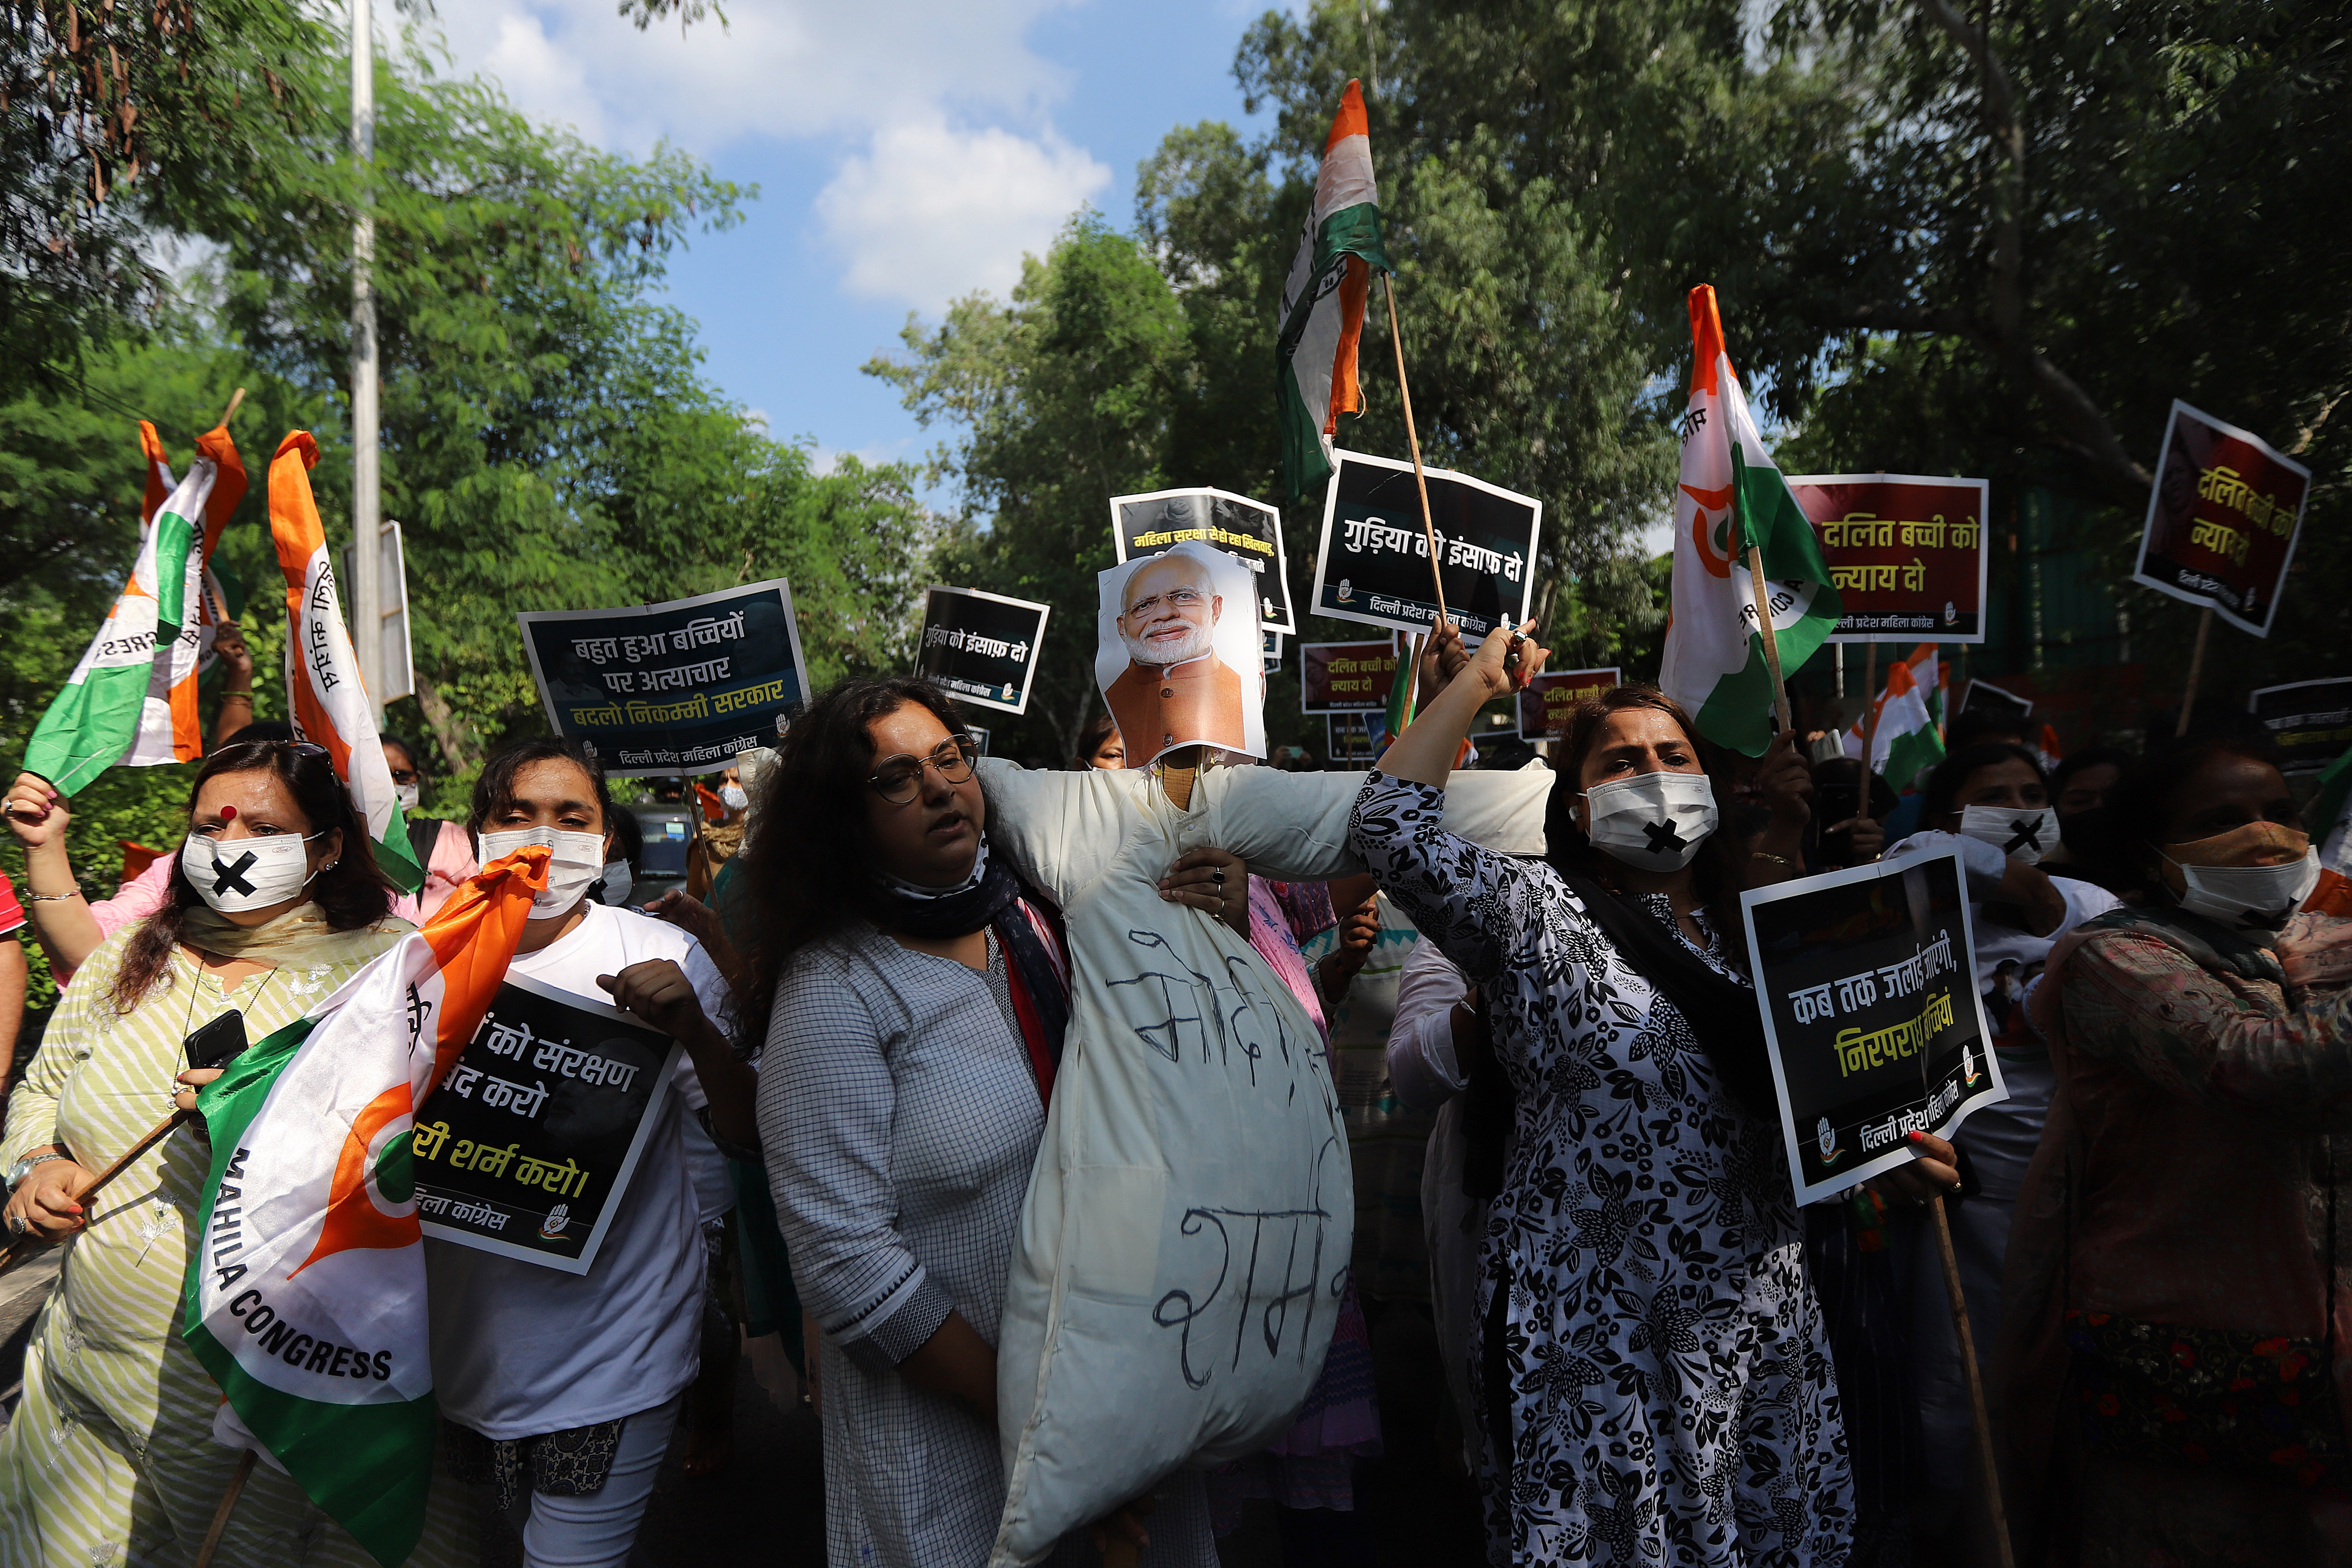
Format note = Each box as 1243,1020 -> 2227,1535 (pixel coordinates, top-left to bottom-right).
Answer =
1349,772 -> 1852,1568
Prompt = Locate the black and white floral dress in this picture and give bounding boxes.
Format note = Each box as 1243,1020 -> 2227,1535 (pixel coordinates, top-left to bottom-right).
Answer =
1349,772 -> 1852,1566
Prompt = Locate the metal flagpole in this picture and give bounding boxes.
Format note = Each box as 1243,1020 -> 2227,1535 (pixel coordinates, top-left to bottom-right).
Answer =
350,0 -> 384,725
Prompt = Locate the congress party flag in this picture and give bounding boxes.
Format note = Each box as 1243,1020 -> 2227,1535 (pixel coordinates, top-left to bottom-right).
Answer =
269,432 -> 423,893
22,420 -> 246,795
1659,286 -> 1843,756
181,846 -> 548,1568
1844,645 -> 1946,788
1277,78 -> 1390,503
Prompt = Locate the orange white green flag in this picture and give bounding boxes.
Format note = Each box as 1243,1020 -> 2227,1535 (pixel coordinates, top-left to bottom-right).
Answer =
1843,644 -> 1946,786
22,420 -> 246,794
269,431 -> 423,893
181,846 -> 549,1568
1277,77 -> 1389,502
1658,285 -> 1844,756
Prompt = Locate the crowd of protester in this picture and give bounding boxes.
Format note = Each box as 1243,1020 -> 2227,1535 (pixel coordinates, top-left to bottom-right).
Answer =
0,625 -> 2341,1568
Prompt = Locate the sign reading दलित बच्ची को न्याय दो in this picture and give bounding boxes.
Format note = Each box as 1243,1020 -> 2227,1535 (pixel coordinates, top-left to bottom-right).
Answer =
410,974 -> 682,1275
1311,449 -> 1540,643
913,585 -> 1051,716
2133,400 -> 2312,638
1298,640 -> 1399,715
1516,667 -> 1622,741
1788,474 -> 1990,643
1740,849 -> 2006,1206
518,580 -> 810,776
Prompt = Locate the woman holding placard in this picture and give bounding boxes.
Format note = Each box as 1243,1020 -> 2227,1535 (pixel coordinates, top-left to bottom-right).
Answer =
1348,622 -> 1853,1566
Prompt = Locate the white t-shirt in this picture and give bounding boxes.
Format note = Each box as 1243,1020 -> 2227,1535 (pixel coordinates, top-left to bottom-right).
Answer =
426,901 -> 728,1438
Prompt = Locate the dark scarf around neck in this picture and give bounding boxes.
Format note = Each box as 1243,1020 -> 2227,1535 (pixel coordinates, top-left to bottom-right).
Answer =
878,847 -> 1070,1102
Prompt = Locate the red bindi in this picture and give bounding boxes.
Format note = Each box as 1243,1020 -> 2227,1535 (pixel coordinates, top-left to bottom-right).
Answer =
218,805 -> 236,821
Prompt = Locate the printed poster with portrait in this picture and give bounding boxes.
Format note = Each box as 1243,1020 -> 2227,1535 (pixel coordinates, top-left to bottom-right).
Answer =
518,580 -> 810,776
1740,850 -> 2006,1206
1789,474 -> 1991,643
2133,400 -> 2312,637
1095,541 -> 1267,766
1310,449 -> 1540,643
1111,487 -> 1296,635
410,974 -> 683,1275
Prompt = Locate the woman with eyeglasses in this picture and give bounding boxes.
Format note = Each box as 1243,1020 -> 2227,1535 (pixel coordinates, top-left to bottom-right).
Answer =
738,678 -> 1237,1566
0,738 -> 477,1567
426,737 -> 755,1567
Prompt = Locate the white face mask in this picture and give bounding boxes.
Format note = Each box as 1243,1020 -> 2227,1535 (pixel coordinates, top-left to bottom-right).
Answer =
591,862 -> 634,910
719,783 -> 748,811
395,783 -> 421,813
1581,772 -> 1718,872
476,827 -> 610,920
2171,849 -> 2320,933
1960,804 -> 2057,863
182,831 -> 326,913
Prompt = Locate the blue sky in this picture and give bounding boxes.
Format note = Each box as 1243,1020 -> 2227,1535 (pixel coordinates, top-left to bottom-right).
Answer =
427,0 -> 1284,483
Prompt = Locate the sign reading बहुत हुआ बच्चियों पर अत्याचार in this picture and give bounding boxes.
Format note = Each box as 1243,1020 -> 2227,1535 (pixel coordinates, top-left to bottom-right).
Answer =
2133,399 -> 2312,638
409,973 -> 683,1275
1740,849 -> 2007,1206
516,579 -> 811,776
1111,486 -> 1296,635
1788,473 -> 1990,643
914,585 -> 1051,716
1310,449 -> 1540,643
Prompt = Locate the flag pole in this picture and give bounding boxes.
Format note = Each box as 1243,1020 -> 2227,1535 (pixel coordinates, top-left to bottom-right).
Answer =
2175,607 -> 2213,738
1861,642 -> 1881,782
1932,1195 -> 2019,1568
1744,544 -> 1795,734
0,1109 -> 192,1276
1381,273 -> 1448,627
192,1449 -> 260,1568
214,386 -> 246,430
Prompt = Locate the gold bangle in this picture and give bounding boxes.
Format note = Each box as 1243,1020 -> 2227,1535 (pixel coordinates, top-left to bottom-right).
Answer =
221,690 -> 254,701
1751,851 -> 1796,868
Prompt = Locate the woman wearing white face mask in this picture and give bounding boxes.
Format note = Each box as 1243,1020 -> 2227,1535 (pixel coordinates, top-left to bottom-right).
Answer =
1998,739 -> 2352,1565
1877,740 -> 2120,1539
429,738 -> 756,1568
0,739 -> 480,1567
1347,625 -> 1854,1568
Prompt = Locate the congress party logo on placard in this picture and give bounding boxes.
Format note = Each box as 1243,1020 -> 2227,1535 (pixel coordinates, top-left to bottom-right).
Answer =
2133,400 -> 2312,638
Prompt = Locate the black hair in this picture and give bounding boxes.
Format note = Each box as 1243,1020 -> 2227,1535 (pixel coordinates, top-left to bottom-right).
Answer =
468,737 -> 615,836
731,677 -> 981,1049
1069,709 -> 1121,771
2050,745 -> 2133,807
379,732 -> 426,780
113,740 -> 393,1012
223,719 -> 296,745
1923,742 -> 2048,822
2104,738 -> 2292,903
606,806 -> 643,874
1946,709 -> 2028,751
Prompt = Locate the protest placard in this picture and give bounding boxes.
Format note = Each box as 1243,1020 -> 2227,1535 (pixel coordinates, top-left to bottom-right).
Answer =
914,584 -> 1050,715
1789,474 -> 1990,643
1111,487 -> 1296,635
1096,543 -> 1267,764
1311,449 -> 1540,642
2249,678 -> 2352,775
1515,667 -> 1622,741
1327,713 -> 1374,766
1300,640 -> 1400,714
1263,629 -> 1283,675
411,973 -> 682,1274
1741,851 -> 2005,1205
1957,679 -> 2033,726
519,580 -> 809,776
966,725 -> 991,757
2133,400 -> 2312,637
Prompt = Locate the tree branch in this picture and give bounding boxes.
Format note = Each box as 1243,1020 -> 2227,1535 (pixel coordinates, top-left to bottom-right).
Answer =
1915,0 -> 2023,352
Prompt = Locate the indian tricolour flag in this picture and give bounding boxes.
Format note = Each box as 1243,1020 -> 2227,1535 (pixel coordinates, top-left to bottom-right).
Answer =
1277,78 -> 1389,503
269,431 -> 423,893
1658,285 -> 1844,756
1844,644 -> 1946,787
182,847 -> 548,1568
22,420 -> 246,795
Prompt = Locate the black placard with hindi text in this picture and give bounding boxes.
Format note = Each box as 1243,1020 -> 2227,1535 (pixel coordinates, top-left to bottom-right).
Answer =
1311,449 -> 1540,643
915,585 -> 1051,716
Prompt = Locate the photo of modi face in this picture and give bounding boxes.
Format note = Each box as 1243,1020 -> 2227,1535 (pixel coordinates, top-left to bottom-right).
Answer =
1095,541 -> 1267,765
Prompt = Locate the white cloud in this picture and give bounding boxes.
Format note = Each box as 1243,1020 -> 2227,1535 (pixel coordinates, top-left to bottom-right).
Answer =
419,0 -> 1104,312
818,120 -> 1109,304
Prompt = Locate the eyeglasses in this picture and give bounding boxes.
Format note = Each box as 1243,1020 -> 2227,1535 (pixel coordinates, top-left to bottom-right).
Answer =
867,739 -> 977,805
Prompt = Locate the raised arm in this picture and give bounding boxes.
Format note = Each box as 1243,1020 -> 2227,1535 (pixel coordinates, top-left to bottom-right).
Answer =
2062,926 -> 2352,1127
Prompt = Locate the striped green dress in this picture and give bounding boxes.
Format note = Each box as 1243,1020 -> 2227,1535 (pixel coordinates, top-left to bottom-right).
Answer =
0,925 -> 479,1568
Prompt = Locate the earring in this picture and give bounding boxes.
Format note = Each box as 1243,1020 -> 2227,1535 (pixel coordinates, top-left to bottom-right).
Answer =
320,860 -> 340,872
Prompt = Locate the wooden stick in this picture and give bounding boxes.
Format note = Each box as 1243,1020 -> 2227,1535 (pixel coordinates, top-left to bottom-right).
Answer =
193,1449 -> 260,1568
0,1109 -> 191,1276
1861,642 -> 1881,781
214,387 -> 246,430
1744,544 -> 1795,734
1380,273 -> 1447,626
2175,606 -> 2213,738
1931,1194 -> 2018,1568
1103,1543 -> 1140,1568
